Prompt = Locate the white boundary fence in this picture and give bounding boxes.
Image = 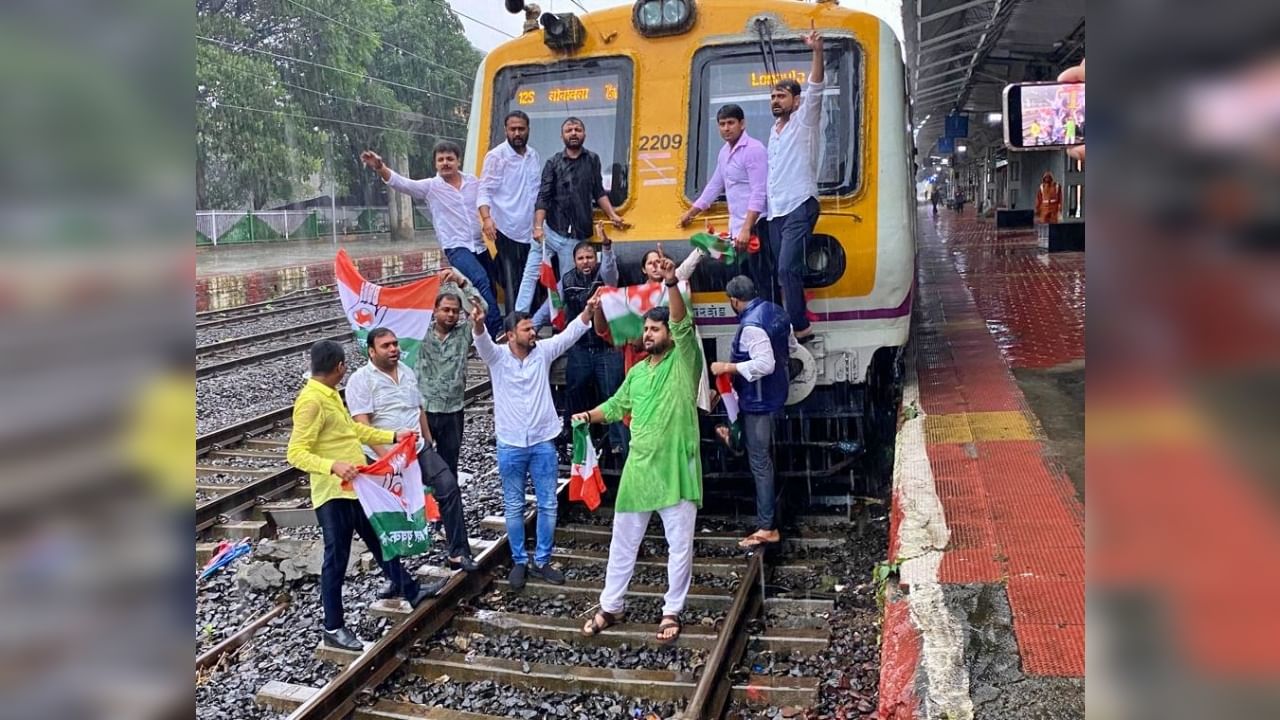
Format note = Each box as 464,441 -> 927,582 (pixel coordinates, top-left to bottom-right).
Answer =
196,206 -> 428,246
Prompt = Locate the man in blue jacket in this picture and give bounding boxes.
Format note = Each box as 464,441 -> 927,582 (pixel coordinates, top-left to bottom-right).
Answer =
709,276 -> 798,548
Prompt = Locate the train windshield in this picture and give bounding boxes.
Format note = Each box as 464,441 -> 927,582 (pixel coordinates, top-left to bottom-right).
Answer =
686,40 -> 861,201
491,57 -> 634,207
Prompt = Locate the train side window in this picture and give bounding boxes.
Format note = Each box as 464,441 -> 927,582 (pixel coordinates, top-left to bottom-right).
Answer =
685,39 -> 862,203
490,57 -> 635,207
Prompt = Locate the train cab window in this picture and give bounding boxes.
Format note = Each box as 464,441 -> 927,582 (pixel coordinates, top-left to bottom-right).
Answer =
686,40 -> 861,202
491,57 -> 634,207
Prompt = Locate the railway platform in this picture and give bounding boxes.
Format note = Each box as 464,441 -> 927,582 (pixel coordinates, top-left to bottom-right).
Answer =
878,206 -> 1085,718
196,233 -> 441,312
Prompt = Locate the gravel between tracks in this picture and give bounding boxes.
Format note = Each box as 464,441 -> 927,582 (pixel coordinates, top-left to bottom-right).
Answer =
197,306 -> 344,346
196,342 -> 366,436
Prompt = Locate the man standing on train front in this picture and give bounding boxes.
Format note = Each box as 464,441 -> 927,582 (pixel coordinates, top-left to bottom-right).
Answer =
478,110 -> 542,316
361,143 -> 503,339
678,103 -> 773,301
532,117 -> 627,322
766,27 -> 825,342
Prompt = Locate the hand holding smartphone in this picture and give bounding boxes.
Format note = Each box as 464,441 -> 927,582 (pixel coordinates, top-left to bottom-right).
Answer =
1003,81 -> 1085,150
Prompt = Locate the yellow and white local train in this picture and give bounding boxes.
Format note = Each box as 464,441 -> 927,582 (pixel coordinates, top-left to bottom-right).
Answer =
467,0 -> 915,500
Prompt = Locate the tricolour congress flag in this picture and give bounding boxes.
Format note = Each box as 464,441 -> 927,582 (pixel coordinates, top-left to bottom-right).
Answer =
348,434 -> 432,559
598,281 -> 690,347
690,230 -> 737,264
538,243 -> 567,331
335,248 -> 439,368
715,372 -> 743,449
569,421 -> 606,511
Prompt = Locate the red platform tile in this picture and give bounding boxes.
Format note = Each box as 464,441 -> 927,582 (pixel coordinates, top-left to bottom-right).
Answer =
1005,547 -> 1085,582
1008,578 -> 1085,625
993,520 -> 1083,549
939,548 -> 1003,583
1016,622 -> 1085,677
947,520 -> 996,551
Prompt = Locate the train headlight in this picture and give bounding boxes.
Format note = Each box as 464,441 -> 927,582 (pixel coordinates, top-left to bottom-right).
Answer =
632,0 -> 696,37
540,12 -> 586,50
802,234 -> 847,289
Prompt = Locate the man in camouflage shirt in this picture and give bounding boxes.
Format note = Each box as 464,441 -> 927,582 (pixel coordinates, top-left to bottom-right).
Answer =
419,268 -> 488,477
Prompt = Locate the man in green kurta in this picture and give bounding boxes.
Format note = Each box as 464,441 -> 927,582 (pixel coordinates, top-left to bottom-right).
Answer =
572,252 -> 703,644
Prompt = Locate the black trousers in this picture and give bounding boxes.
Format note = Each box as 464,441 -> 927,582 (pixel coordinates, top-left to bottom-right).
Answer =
316,499 -> 418,631
418,445 -> 472,560
494,230 -> 531,317
743,217 -> 778,306
427,410 -> 464,479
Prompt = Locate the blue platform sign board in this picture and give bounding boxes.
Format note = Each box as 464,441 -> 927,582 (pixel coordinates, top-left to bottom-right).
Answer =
944,114 -> 969,138
936,137 -> 955,154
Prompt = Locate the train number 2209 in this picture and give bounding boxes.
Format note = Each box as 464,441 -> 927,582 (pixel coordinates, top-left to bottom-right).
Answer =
637,133 -> 683,151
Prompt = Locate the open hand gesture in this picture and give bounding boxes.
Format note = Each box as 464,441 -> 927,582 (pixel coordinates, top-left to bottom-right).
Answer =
468,296 -> 486,332
360,150 -> 384,171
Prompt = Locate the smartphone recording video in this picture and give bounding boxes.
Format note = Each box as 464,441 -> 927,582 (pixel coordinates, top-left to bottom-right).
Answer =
1003,82 -> 1085,150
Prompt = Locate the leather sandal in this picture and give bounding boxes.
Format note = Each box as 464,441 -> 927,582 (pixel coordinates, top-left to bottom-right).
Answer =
656,615 -> 682,645
581,609 -> 622,637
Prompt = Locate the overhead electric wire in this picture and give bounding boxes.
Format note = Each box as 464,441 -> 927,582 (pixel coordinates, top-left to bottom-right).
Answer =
199,100 -> 464,141
197,35 -> 471,106
282,0 -> 473,82
429,0 -> 516,39
201,59 -> 466,133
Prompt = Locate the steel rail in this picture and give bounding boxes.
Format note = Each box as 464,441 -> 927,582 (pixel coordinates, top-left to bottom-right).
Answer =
683,552 -> 764,720
285,480 -> 566,720
198,316 -> 348,357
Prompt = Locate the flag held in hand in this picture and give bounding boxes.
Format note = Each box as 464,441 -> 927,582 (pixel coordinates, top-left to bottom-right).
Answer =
569,421 -> 606,511
690,230 -> 737,264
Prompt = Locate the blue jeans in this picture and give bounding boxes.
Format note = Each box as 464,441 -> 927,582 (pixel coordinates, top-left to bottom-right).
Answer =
445,247 -> 502,338
743,412 -> 778,530
316,499 -> 418,631
565,345 -> 630,455
769,196 -> 820,333
519,226 -> 578,317
497,440 -> 559,566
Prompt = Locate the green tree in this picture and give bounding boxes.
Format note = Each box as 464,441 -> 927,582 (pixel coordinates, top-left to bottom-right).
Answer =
196,0 -> 482,212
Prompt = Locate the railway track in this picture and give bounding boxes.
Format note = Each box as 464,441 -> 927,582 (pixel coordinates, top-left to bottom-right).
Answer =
253,511 -> 845,720
197,326 -> 354,379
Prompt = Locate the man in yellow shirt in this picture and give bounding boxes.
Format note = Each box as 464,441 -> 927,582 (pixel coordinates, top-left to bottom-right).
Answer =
287,340 -> 442,651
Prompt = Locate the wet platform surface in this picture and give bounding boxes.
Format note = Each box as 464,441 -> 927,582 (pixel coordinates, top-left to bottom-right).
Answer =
196,231 -> 438,278
880,207 -> 1085,719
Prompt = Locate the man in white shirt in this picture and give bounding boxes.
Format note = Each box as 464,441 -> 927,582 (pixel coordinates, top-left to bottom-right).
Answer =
361,143 -> 502,338
346,328 -> 466,602
766,28 -> 826,342
709,276 -> 798,548
468,291 -> 603,590
478,111 -> 541,316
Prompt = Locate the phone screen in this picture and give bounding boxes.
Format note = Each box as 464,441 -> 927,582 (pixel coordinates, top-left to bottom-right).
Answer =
1016,83 -> 1085,147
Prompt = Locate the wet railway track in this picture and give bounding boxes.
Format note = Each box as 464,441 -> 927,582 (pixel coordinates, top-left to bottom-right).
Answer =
251,504 -> 853,720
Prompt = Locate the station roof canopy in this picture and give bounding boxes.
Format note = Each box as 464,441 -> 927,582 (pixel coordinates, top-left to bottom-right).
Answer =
905,0 -> 1085,157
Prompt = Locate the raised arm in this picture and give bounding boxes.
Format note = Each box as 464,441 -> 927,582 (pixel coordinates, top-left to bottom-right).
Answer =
597,223 -> 619,286
362,150 -> 433,202
468,296 -> 500,365
804,26 -> 824,85
657,255 -> 687,324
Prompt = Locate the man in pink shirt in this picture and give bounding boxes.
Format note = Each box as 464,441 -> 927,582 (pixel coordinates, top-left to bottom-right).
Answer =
678,104 -> 773,301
